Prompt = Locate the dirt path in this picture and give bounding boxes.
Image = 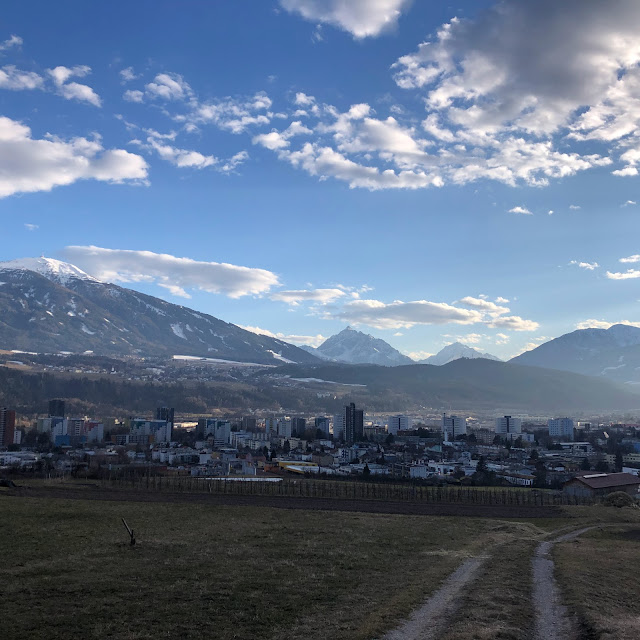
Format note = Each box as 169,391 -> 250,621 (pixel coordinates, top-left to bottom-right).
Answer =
532,526 -> 596,640
380,555 -> 487,640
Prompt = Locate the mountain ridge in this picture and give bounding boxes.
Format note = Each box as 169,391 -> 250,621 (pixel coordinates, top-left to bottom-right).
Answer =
420,341 -> 501,365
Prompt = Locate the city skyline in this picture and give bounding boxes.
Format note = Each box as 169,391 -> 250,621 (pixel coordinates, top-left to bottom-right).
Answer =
2,0 -> 640,359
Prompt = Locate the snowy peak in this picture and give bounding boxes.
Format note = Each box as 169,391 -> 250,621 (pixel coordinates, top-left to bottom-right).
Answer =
315,327 -> 413,366
421,342 -> 502,366
0,257 -> 101,286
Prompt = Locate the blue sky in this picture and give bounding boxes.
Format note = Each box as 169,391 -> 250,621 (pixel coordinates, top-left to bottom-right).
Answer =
2,0 -> 640,360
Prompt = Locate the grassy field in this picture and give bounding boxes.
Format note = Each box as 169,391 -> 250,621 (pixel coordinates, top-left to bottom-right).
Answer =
1,485 -> 638,640
0,493 -> 547,640
554,525 -> 640,640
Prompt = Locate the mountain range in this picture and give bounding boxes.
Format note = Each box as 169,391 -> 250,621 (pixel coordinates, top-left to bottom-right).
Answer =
0,257 -> 319,365
419,342 -> 502,365
510,324 -> 640,385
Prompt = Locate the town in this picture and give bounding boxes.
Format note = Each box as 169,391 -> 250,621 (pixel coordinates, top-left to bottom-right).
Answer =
2,400 -> 640,500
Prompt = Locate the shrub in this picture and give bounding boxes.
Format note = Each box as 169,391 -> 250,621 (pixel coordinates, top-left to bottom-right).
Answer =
604,491 -> 635,508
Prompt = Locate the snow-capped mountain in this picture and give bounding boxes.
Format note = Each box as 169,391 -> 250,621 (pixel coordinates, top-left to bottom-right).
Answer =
0,257 -> 320,365
307,327 -> 414,366
420,342 -> 502,365
0,257 -> 101,285
510,324 -> 640,384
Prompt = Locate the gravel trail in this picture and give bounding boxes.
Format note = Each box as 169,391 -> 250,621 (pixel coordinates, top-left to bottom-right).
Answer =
380,555 -> 487,640
532,526 -> 595,640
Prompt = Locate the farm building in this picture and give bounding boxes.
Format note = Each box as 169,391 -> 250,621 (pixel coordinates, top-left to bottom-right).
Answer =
563,472 -> 640,499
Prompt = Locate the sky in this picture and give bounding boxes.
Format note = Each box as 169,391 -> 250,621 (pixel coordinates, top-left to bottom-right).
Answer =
2,0 -> 640,360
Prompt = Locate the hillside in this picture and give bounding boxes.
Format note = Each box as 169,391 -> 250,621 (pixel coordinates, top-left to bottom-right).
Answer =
260,358 -> 640,413
0,258 -> 319,365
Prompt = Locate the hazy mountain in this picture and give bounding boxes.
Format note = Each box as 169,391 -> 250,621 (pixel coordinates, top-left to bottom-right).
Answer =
263,358 -> 640,413
310,326 -> 414,366
0,257 -> 320,365
420,341 -> 502,365
510,324 -> 640,384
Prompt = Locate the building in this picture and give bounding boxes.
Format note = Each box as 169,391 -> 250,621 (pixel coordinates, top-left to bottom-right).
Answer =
130,418 -> 172,444
495,416 -> 522,437
344,403 -> 364,444
563,472 -> 640,499
291,417 -> 306,437
265,417 -> 278,435
203,419 -> 232,447
48,399 -> 65,418
442,414 -> 467,440
278,419 -> 292,439
332,414 -> 345,441
388,415 -> 410,435
548,417 -> 574,439
315,416 -> 330,438
0,408 -> 16,448
156,407 -> 175,425
241,416 -> 257,430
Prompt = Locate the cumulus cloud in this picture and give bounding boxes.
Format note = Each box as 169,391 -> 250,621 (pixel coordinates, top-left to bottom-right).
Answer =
606,269 -> 640,280
145,72 -> 192,101
569,260 -> 599,271
133,129 -> 218,169
509,206 -> 532,215
240,325 -> 327,347
333,298 -> 483,330
123,89 -> 144,103
270,288 -> 346,305
620,254 -> 640,263
495,333 -> 510,345
279,0 -> 412,39
487,315 -> 540,332
0,35 -> 22,52
119,67 -> 138,83
569,204 -> 581,210
575,319 -> 640,330
0,116 -> 147,198
456,296 -> 509,317
406,350 -> 434,361
62,246 -> 280,298
622,200 -> 637,206
24,223 -> 38,231
0,65 -> 43,90
252,120 -> 312,150
48,65 -> 102,106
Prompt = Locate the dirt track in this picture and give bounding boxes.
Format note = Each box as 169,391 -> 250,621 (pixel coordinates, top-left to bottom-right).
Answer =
3,485 -> 564,519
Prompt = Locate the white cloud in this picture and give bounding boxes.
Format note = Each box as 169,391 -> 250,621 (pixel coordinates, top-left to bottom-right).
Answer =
187,92 -> 273,134
569,260 -> 599,271
62,246 -> 280,298
406,350 -> 434,361
508,206 -> 532,215
123,89 -> 144,103
620,254 -> 640,263
270,288 -> 346,305
219,150 -> 249,173
606,269 -> 640,280
456,333 -> 484,344
145,72 -> 192,101
24,223 -> 38,231
119,67 -> 138,83
294,92 -> 315,106
48,65 -> 101,107
569,204 -> 581,210
333,298 -> 483,330
487,315 -> 539,332
0,35 -> 22,52
240,325 -> 326,347
575,319 -> 640,330
495,333 -> 510,345
135,130 -> 218,169
456,296 -> 509,317
279,0 -> 412,39
0,116 -> 148,198
252,120 -> 312,150
495,297 -> 509,304
622,200 -> 637,206
548,210 -> 554,215
0,65 -> 43,90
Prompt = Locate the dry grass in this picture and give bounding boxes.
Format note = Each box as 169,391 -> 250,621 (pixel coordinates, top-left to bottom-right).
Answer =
0,494 -> 539,640
554,524 -> 640,640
